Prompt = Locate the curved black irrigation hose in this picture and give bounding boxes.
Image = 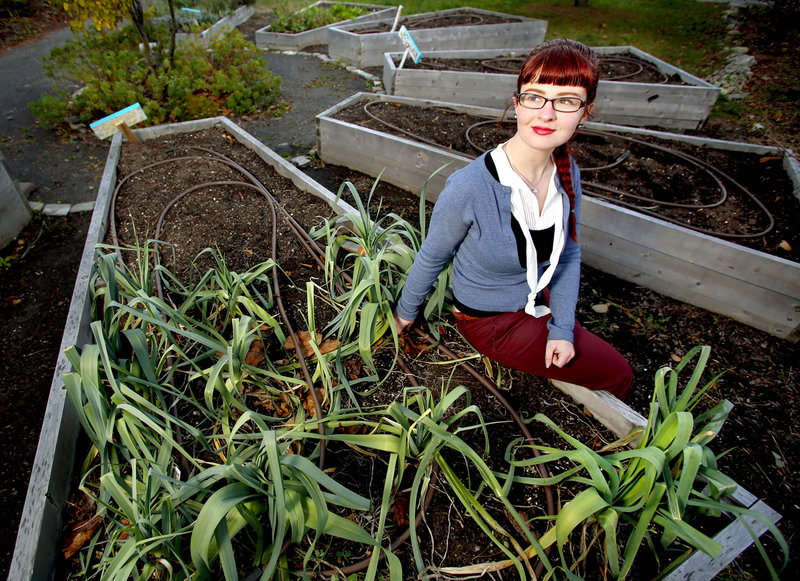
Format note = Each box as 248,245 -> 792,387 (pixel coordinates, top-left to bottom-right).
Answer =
578,127 -> 775,238
110,155 -> 329,467
150,178 -> 328,467
599,55 -> 670,83
363,101 -> 454,150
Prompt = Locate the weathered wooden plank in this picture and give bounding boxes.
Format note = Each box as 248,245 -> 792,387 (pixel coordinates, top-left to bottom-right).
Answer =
9,132 -> 122,581
329,8 -> 546,67
254,2 -> 396,51
384,47 -> 720,129
550,379 -> 647,440
664,500 -> 781,581
317,117 -> 467,200
580,222 -> 799,340
581,197 -> 799,297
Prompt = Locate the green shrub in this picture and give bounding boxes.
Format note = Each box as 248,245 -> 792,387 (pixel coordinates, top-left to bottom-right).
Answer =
269,3 -> 370,34
30,25 -> 281,130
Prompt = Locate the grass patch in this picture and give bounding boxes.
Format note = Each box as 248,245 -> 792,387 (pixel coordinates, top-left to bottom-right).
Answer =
256,0 -> 727,77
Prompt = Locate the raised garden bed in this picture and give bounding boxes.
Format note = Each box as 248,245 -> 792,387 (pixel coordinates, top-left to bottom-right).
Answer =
316,93 -> 800,341
7,116 -> 358,580
254,1 -> 398,51
175,4 -> 255,47
11,115 -> 786,580
328,7 -> 547,68
382,46 -> 721,130
1,150 -> 31,247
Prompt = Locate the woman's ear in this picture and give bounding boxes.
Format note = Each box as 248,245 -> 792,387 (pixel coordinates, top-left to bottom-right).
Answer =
583,102 -> 595,122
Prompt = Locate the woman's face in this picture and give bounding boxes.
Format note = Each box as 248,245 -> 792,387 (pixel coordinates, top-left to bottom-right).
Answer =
513,81 -> 593,153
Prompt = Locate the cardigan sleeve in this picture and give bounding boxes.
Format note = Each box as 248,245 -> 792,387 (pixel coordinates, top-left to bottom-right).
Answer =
395,174 -> 472,322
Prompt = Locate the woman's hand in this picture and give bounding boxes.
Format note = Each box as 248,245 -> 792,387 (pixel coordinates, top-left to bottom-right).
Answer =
545,339 -> 575,368
394,313 -> 414,334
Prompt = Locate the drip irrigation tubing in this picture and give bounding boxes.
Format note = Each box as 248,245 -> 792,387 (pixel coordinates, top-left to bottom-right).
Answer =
578,127 -> 775,238
599,55 -> 670,83
112,143 -> 558,576
109,153 -> 328,468
358,13 -> 486,33
360,104 -> 775,238
480,56 -> 525,73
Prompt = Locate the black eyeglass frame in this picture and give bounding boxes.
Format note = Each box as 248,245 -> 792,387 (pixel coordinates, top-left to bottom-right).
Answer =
514,92 -> 587,113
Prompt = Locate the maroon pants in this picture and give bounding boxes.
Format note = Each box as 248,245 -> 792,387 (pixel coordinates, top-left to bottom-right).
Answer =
454,309 -> 632,401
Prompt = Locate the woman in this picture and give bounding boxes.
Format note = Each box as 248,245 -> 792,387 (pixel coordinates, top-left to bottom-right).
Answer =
394,39 -> 632,401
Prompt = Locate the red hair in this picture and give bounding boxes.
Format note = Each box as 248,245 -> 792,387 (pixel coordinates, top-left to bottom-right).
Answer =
518,39 -> 600,104
517,39 -> 599,243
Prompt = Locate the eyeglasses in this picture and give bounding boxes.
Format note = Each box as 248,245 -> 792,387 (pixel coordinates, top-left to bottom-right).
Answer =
515,92 -> 586,113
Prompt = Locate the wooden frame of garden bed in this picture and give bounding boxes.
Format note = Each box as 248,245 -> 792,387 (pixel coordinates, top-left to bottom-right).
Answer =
382,46 -> 721,130
8,116 -> 358,581
255,1 -> 399,51
327,7 -> 547,68
316,93 -> 800,341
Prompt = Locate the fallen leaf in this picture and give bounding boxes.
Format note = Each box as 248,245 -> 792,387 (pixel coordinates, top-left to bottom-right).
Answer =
671,353 -> 682,362
63,514 -> 103,559
319,338 -> 340,355
245,340 -> 266,367
344,357 -> 363,379
283,330 -> 322,358
393,495 -> 410,525
779,240 -> 792,251
591,303 -> 610,314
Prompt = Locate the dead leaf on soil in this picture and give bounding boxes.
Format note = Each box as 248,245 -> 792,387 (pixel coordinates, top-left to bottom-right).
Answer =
245,340 -> 266,367
62,513 -> 103,560
344,357 -> 363,380
591,303 -> 610,314
319,338 -> 340,355
671,353 -> 682,362
283,330 -> 322,358
779,240 -> 792,251
393,494 -> 410,525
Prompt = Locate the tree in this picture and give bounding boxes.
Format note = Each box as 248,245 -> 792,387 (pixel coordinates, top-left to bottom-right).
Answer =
55,0 -> 178,70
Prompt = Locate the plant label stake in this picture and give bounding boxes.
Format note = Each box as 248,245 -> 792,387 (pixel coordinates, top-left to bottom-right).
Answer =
397,25 -> 421,69
390,4 -> 403,32
90,103 -> 147,143
181,7 -> 202,19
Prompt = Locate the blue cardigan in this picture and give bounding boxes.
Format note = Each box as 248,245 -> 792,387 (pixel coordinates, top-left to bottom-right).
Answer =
395,152 -> 583,343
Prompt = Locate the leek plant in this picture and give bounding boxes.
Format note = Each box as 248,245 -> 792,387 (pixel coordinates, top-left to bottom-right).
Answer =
386,384 -> 553,579
312,175 -> 452,402
65,248 -> 396,580
506,346 -> 788,580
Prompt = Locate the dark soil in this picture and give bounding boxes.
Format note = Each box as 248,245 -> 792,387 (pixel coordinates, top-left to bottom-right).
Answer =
1,5 -> 798,580
391,53 -> 688,85
330,100 -> 799,261
350,10 -> 520,34
0,1 -> 67,56
0,212 -> 91,575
